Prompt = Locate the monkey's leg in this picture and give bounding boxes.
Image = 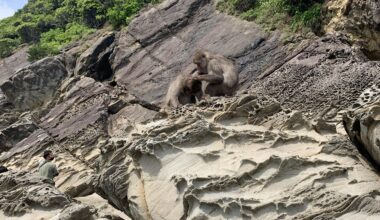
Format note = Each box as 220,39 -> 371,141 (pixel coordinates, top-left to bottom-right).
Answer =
197,74 -> 224,84
171,96 -> 182,108
205,84 -> 225,97
194,91 -> 203,103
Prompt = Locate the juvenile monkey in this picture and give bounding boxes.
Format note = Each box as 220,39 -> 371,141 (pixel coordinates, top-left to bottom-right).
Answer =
192,50 -> 238,97
164,70 -> 203,108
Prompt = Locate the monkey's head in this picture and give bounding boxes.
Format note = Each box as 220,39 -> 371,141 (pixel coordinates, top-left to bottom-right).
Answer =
193,50 -> 208,74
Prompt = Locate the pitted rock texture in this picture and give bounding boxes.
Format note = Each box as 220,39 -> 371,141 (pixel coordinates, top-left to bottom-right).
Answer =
323,0 -> 380,58
92,95 -> 380,220
343,85 -> 380,169
253,35 -> 380,116
0,171 -> 70,216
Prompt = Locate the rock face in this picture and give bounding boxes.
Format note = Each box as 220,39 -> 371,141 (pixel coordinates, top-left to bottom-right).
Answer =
343,84 -> 380,169
1,0 -> 380,219
74,32 -> 115,81
0,46 -> 30,85
0,114 -> 37,153
253,35 -> 380,115
323,0 -> 380,59
0,57 -> 68,110
111,0 -> 286,102
0,171 -> 70,216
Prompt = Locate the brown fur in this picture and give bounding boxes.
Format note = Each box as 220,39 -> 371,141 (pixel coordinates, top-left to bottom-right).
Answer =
164,71 -> 203,108
193,50 -> 238,97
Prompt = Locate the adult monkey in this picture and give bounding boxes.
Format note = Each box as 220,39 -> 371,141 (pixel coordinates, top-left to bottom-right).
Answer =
164,70 -> 203,108
192,50 -> 238,97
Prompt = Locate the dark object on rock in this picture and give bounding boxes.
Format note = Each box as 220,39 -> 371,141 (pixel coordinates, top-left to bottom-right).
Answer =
74,32 -> 115,81
0,165 -> 8,173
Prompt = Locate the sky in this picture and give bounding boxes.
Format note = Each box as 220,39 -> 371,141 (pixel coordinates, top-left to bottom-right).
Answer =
0,0 -> 28,20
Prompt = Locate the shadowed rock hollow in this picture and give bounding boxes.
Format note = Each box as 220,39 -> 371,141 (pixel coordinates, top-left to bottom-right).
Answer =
1,0 -> 380,219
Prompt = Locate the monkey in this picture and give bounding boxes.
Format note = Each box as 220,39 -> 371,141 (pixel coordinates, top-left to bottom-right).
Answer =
164,70 -> 203,108
192,50 -> 238,97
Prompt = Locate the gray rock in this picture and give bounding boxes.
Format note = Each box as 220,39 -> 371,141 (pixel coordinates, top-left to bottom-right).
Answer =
0,46 -> 30,85
253,35 -> 380,115
74,32 -> 115,81
0,113 -> 38,153
0,57 -> 68,110
112,0 -> 284,103
58,203 -> 92,220
343,97 -> 380,168
0,171 -> 70,216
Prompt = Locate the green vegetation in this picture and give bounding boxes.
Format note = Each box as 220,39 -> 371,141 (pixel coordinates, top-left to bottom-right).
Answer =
0,0 -> 159,60
217,0 -> 322,33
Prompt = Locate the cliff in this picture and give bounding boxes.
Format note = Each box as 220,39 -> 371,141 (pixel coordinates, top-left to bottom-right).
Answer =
1,0 -> 380,219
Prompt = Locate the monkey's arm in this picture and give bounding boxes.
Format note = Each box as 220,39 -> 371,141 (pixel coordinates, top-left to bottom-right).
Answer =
194,74 -> 223,84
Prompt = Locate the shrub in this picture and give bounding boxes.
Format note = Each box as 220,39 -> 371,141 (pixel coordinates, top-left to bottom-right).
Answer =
290,3 -> 322,32
0,38 -> 20,58
16,22 -> 40,43
39,23 -> 95,53
27,44 -> 51,61
106,0 -> 161,28
77,0 -> 106,28
217,0 -> 322,33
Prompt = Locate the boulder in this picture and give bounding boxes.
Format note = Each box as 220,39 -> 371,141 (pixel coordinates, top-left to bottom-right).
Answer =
58,203 -> 92,220
0,57 -> 68,110
0,114 -> 38,153
343,99 -> 380,168
0,171 -> 70,216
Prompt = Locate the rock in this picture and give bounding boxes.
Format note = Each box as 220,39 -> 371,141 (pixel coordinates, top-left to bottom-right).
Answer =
0,129 -> 52,163
90,94 -> 380,219
253,35 -> 380,116
1,0 -> 380,219
39,76 -> 110,142
107,100 -> 127,114
0,113 -> 38,153
0,171 -> 70,216
322,0 -> 380,59
58,203 -> 92,220
76,193 -> 131,220
312,118 -> 337,134
112,0 -> 285,103
74,32 -> 115,81
0,46 -> 30,85
343,97 -> 380,168
108,104 -> 157,138
0,57 -> 68,110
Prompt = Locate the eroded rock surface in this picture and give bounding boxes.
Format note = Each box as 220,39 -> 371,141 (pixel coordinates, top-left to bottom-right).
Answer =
92,94 -> 380,219
1,0 -> 380,219
323,0 -> 380,59
0,171 -> 70,216
343,84 -> 380,169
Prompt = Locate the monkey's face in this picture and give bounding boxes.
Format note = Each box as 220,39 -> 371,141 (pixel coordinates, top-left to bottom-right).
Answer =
194,59 -> 207,74
193,53 -> 208,74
